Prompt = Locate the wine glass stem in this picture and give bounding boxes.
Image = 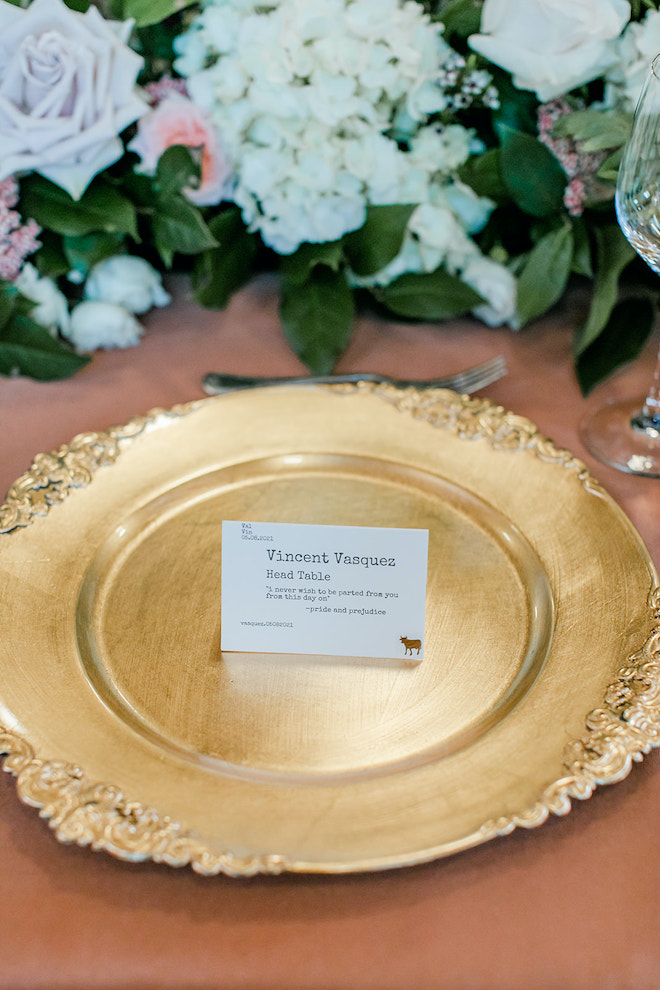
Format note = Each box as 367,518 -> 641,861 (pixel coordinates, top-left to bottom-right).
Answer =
634,338 -> 660,435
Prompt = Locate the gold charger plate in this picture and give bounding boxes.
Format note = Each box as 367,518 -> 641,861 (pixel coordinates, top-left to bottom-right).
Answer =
0,384 -> 658,876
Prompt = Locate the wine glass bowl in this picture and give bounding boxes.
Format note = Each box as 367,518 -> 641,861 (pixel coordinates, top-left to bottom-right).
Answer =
579,53 -> 660,477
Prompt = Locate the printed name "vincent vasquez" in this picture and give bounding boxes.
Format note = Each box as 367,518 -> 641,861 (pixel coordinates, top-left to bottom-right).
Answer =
266,549 -> 396,567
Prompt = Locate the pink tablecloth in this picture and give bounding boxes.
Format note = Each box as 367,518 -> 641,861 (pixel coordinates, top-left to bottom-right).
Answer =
0,276 -> 659,990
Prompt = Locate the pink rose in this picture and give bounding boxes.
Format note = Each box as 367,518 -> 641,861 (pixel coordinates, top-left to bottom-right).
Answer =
128,95 -> 231,206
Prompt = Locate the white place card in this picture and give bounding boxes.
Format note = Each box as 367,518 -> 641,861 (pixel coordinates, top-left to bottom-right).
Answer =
221,520 -> 429,660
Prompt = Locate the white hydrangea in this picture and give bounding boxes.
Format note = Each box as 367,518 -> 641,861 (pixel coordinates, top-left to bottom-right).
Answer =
175,0 -> 514,323
604,9 -> 660,110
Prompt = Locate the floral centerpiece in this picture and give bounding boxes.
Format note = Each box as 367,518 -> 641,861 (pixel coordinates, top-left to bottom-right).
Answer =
0,0 -> 658,391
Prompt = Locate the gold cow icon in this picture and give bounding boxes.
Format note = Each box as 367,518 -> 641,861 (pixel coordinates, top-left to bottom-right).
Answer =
400,636 -> 421,656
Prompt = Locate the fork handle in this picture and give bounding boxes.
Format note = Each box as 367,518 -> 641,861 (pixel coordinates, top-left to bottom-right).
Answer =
203,372 -> 385,393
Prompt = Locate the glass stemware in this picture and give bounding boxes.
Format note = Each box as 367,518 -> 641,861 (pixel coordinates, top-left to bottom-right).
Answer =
579,54 -> 660,477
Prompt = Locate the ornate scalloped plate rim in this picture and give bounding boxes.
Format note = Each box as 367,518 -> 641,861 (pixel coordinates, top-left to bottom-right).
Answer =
0,384 -> 658,876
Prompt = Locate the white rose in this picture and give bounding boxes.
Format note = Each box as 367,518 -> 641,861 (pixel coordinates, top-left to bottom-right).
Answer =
0,0 -> 147,199
606,11 -> 660,110
14,262 -> 70,335
84,256 -> 171,314
469,0 -> 631,102
65,300 -> 143,351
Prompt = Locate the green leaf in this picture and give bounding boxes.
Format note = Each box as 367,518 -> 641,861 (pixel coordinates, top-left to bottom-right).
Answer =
492,70 -> 539,137
192,209 -> 257,308
0,281 -> 16,330
458,148 -> 509,202
120,170 -> 160,209
21,176 -> 138,240
133,20 -> 180,68
576,296 -> 655,395
64,232 -> 126,279
152,195 -> 218,265
597,147 -> 624,183
553,110 -> 632,153
570,217 -> 593,277
33,231 -> 70,279
516,225 -> 573,326
279,268 -> 355,375
431,0 -> 481,37
380,269 -> 484,320
156,145 -> 201,199
574,224 -> 637,356
498,125 -> 567,218
344,205 -> 416,277
280,240 -> 344,286
0,314 -> 89,381
115,0 -> 197,27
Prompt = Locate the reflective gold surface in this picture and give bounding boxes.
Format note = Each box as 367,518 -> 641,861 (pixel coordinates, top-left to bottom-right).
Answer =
0,384 -> 658,874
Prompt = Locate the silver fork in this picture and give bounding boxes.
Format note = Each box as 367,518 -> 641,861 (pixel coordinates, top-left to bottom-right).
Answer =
202,354 -> 507,395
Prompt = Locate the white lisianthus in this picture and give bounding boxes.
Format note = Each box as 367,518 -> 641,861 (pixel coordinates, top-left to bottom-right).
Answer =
0,0 -> 148,199
460,255 -> 518,328
348,237 -> 428,289
348,198 -> 515,328
65,301 -> 143,351
84,256 -> 171,315
605,10 -> 660,110
14,263 -> 70,336
468,0 -> 631,102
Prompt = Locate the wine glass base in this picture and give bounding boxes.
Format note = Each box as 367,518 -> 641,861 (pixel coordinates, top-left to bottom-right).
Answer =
579,397 -> 660,477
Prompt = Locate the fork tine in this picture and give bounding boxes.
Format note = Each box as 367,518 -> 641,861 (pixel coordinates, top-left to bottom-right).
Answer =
442,355 -> 507,393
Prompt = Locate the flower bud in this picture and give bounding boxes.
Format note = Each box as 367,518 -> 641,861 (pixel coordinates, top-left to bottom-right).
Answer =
66,301 -> 143,351
84,256 -> 171,314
